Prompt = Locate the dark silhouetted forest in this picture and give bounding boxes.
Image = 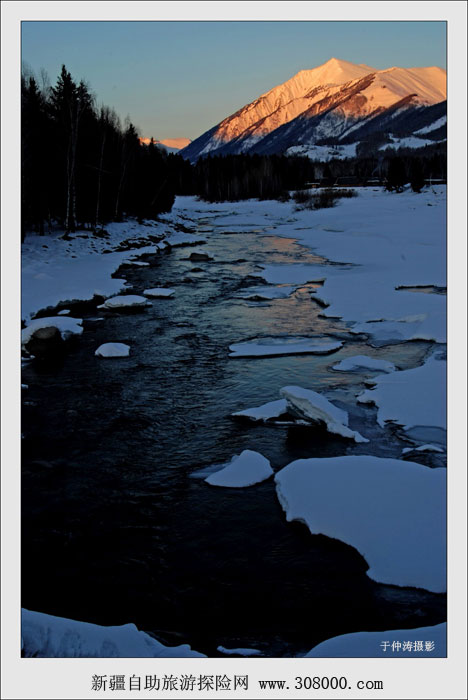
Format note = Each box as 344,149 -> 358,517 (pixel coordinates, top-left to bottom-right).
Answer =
21,65 -> 187,239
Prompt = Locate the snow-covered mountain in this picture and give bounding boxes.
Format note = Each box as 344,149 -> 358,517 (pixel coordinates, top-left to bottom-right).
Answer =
140,137 -> 192,153
181,58 -> 446,161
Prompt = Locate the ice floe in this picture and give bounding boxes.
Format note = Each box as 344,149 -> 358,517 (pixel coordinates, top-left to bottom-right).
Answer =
97,295 -> 150,310
229,337 -> 342,358
275,455 -> 446,592
205,450 -> 273,488
95,343 -> 130,358
232,399 -> 288,422
217,645 -> 262,656
166,232 -> 206,247
236,285 -> 297,301
280,386 -> 368,443
303,623 -> 446,657
402,444 -> 445,455
21,609 -> 205,658
357,355 -> 446,432
332,355 -> 396,373
143,287 -> 175,298
22,316 -> 83,346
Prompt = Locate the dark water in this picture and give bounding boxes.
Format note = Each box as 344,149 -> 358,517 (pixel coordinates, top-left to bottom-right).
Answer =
22,220 -> 445,656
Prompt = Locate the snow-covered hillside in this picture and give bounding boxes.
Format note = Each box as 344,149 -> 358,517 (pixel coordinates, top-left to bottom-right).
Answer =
181,58 -> 446,161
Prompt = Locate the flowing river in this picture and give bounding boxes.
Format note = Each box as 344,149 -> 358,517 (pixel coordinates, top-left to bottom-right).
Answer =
22,213 -> 446,656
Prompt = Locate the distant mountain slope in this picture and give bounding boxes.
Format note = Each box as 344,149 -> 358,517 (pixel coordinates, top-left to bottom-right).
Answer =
140,137 -> 192,153
181,58 -> 446,161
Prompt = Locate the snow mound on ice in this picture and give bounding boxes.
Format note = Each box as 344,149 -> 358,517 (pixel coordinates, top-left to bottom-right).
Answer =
332,355 -> 396,373
22,317 -> 83,346
21,609 -> 205,658
95,343 -> 130,358
280,386 -> 368,443
143,287 -> 175,297
232,399 -> 288,422
357,355 -> 446,432
205,450 -> 273,488
98,295 -> 150,309
303,623 -> 446,657
275,455 -> 446,592
229,337 -> 342,358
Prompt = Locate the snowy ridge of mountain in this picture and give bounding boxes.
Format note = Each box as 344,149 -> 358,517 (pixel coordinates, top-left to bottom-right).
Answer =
181,58 -> 446,161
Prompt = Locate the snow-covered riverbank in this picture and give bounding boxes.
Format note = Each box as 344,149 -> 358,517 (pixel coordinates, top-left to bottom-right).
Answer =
21,186 -> 447,657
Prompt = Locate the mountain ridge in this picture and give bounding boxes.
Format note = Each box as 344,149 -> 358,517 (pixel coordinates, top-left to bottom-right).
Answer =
181,58 -> 446,162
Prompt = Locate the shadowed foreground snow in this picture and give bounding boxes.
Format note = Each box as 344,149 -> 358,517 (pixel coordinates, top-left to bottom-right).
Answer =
304,623 -> 446,657
275,456 -> 446,592
21,609 -> 205,658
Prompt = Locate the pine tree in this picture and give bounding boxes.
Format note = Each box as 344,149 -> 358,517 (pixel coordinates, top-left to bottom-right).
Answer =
410,158 -> 425,193
386,157 -> 406,193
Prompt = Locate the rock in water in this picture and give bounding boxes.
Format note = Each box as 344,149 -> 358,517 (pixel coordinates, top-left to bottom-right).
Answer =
24,326 -> 63,358
280,385 -> 368,442
188,252 -> 212,262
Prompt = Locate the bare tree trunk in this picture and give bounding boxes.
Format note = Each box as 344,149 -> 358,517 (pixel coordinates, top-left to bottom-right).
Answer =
95,129 -> 106,229
65,138 -> 72,234
114,159 -> 127,220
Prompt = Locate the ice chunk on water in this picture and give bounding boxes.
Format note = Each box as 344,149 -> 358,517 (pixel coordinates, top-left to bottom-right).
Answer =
236,285 -> 296,301
217,645 -> 262,656
280,386 -> 368,443
97,295 -> 150,309
95,343 -> 130,358
332,355 -> 396,373
232,399 -> 288,422
229,337 -> 343,358
205,450 -> 273,488
402,444 -> 445,455
275,455 -> 446,592
143,288 -> 175,298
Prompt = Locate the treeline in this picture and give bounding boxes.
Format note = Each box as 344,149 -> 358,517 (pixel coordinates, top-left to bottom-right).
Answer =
309,147 -> 446,183
184,153 -> 316,202
21,65 -> 189,239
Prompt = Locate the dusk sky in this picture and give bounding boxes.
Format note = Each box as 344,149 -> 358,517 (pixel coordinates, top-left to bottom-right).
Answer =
22,21 -> 446,141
